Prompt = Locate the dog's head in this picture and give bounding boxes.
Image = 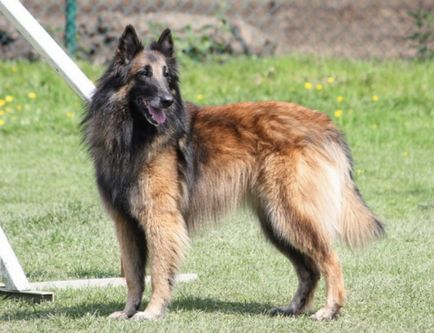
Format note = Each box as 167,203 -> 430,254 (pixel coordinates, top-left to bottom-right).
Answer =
114,25 -> 179,127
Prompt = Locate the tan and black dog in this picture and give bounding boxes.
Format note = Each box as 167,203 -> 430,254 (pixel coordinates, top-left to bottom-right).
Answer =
82,25 -> 384,321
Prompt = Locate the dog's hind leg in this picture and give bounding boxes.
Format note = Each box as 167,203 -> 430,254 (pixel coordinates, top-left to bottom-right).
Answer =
256,203 -> 320,316
108,210 -> 147,319
255,151 -> 346,320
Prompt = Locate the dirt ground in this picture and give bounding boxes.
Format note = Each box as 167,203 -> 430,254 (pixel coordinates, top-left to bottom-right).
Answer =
1,0 -> 433,61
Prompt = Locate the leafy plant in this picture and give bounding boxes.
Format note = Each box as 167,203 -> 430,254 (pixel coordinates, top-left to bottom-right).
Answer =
148,18 -> 240,62
0,30 -> 14,46
408,8 -> 434,60
176,23 -> 233,62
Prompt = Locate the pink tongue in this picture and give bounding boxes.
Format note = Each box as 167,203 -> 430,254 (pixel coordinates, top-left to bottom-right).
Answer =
149,107 -> 166,125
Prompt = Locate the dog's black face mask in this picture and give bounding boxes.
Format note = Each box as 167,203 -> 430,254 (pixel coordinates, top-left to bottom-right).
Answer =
115,25 -> 178,127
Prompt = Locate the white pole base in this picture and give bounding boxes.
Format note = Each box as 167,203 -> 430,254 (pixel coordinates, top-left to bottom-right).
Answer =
0,273 -> 198,303
29,273 -> 198,290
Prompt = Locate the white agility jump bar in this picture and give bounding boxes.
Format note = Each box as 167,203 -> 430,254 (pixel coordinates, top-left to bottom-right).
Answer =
0,0 -> 95,101
0,0 -> 197,299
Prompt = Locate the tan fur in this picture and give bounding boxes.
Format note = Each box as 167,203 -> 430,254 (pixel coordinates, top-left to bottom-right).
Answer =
340,182 -> 382,248
104,206 -> 146,319
130,50 -> 168,81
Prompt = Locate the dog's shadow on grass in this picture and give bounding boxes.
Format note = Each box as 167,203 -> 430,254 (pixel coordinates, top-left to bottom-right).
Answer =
0,296 -> 273,321
172,296 -> 273,316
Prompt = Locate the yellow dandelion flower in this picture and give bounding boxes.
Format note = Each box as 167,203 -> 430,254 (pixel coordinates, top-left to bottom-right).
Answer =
11,66 -> 17,73
304,82 -> 313,90
371,123 -> 378,129
401,151 -> 409,157
334,109 -> 343,118
0,99 -> 5,107
327,76 -> 335,84
0,110 -> 4,116
5,95 -> 14,103
0,119 -> 5,126
336,96 -> 344,103
316,83 -> 323,91
28,92 -> 37,99
196,94 -> 204,101
66,111 -> 75,118
372,95 -> 379,102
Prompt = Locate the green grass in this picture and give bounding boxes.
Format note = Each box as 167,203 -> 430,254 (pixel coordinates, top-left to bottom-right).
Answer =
0,56 -> 433,333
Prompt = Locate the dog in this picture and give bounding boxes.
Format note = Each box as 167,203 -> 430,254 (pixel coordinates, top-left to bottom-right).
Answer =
82,25 -> 384,321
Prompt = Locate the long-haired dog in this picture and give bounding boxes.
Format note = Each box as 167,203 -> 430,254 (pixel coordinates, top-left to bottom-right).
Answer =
82,25 -> 384,321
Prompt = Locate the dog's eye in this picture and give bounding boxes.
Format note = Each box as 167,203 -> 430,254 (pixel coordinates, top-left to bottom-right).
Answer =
141,65 -> 152,78
163,66 -> 169,78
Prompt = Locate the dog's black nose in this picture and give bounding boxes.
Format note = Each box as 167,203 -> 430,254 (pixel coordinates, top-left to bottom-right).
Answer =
160,95 -> 174,108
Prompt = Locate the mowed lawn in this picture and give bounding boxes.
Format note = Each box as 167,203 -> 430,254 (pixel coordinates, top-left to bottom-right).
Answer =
0,56 -> 433,333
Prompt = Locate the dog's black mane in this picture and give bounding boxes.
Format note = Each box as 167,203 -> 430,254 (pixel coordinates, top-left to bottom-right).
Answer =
81,47 -> 191,218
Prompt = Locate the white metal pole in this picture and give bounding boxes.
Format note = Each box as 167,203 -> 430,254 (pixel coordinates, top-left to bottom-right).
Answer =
0,226 -> 30,291
0,0 -> 95,102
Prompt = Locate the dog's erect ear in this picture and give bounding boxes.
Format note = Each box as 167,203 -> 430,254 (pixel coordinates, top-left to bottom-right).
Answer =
151,28 -> 174,58
115,25 -> 143,64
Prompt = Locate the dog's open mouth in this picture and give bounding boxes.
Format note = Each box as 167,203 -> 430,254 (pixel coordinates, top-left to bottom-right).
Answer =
138,97 -> 167,126
147,106 -> 166,125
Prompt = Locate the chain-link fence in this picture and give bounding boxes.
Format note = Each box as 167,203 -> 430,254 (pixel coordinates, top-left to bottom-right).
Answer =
1,0 -> 433,63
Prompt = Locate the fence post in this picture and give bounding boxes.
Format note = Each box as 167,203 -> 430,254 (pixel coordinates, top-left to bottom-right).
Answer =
64,0 -> 77,55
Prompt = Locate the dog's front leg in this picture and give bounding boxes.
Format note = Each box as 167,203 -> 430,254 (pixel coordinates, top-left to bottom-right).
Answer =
131,209 -> 188,321
107,209 -> 147,319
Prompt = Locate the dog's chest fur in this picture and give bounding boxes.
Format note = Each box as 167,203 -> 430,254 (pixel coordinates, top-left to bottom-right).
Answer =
91,115 -> 194,223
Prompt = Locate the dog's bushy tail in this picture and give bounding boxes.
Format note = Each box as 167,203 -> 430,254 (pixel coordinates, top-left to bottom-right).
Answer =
339,180 -> 385,248
321,140 -> 385,249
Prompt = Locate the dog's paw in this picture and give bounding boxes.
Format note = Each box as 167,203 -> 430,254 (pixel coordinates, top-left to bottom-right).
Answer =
130,310 -> 163,321
310,307 -> 339,321
270,306 -> 299,317
108,311 -> 130,320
